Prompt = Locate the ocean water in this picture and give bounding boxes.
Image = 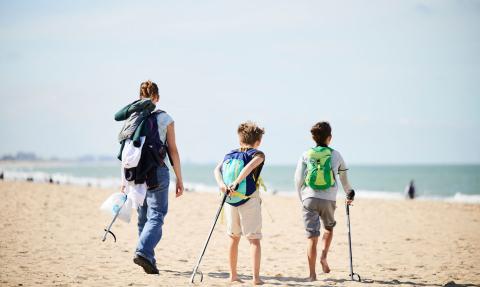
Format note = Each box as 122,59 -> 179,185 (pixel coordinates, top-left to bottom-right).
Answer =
1,162 -> 479,204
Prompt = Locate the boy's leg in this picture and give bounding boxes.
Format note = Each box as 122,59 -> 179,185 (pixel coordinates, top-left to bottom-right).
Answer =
229,236 -> 242,282
307,236 -> 319,280
319,200 -> 336,274
225,203 -> 242,282
248,238 -> 263,285
302,198 -> 321,280
239,198 -> 263,285
320,228 -> 333,273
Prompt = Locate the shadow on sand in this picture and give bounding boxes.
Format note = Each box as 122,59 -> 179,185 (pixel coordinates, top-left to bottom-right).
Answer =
162,269 -> 477,287
208,271 -> 322,286
324,278 -> 478,287
160,268 -> 194,278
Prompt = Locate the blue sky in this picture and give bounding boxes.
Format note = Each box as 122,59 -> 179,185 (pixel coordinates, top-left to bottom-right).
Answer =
0,0 -> 479,164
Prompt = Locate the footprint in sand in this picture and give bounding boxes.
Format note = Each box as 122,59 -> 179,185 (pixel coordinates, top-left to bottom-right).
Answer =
75,276 -> 88,281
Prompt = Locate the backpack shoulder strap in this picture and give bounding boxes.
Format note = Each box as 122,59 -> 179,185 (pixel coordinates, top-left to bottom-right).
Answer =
244,148 -> 260,158
151,109 -> 166,115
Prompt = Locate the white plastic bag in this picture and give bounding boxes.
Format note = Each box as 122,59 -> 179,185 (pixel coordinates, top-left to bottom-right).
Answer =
121,137 -> 145,169
100,192 -> 132,223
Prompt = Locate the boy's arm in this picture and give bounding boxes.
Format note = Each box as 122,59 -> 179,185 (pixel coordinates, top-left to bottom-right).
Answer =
213,161 -> 228,193
338,154 -> 355,203
230,155 -> 264,190
294,155 -> 306,201
338,170 -> 352,192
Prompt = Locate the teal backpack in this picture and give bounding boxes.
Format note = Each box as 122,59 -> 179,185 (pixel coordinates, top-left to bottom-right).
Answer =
222,149 -> 263,206
305,146 -> 335,190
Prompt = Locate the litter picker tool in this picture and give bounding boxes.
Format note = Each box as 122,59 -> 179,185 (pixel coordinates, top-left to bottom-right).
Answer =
346,203 -> 361,282
101,193 -> 128,242
190,191 -> 229,283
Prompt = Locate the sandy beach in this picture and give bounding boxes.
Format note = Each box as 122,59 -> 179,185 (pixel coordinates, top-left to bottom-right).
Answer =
0,181 -> 479,287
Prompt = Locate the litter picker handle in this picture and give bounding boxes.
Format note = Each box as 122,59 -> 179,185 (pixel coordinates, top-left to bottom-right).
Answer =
346,203 -> 361,282
190,191 -> 229,283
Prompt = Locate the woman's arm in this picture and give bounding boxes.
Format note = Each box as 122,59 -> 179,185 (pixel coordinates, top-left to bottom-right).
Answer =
166,122 -> 184,198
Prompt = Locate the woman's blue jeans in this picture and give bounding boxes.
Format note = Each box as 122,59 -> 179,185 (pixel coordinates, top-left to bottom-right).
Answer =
135,166 -> 169,266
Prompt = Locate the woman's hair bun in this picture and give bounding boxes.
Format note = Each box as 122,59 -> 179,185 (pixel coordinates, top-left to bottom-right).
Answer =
139,80 -> 159,99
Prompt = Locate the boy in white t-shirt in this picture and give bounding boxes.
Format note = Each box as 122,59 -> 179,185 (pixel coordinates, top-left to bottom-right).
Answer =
294,121 -> 355,281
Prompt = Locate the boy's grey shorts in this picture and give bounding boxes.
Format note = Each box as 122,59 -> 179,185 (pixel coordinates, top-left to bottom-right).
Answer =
302,198 -> 337,238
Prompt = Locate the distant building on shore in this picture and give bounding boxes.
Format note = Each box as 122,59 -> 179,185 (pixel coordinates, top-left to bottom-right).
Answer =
0,152 -> 115,162
1,152 -> 38,161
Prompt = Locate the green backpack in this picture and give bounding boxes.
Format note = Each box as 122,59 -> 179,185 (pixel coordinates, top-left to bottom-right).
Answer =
305,146 -> 335,190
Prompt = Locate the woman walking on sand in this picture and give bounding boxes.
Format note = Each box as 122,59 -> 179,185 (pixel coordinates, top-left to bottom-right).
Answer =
115,80 -> 184,274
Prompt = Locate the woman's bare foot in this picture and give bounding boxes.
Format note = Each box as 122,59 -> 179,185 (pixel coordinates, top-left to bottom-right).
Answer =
307,275 -> 317,282
252,278 -> 264,285
320,258 -> 331,273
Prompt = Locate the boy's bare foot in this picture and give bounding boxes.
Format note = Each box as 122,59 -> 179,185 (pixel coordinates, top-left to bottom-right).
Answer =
230,277 -> 244,284
252,278 -> 264,285
307,275 -> 317,282
320,258 -> 331,273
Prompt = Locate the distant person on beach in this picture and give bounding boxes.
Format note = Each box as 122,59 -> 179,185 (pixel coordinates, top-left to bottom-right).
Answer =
405,180 -> 416,199
115,80 -> 184,274
294,121 -> 355,281
213,122 -> 265,285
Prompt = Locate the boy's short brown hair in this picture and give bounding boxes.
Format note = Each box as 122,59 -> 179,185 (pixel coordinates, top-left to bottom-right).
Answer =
311,122 -> 332,146
237,121 -> 265,146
